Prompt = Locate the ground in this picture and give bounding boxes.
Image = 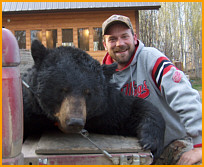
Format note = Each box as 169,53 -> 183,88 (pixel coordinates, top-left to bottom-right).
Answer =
190,78 -> 202,101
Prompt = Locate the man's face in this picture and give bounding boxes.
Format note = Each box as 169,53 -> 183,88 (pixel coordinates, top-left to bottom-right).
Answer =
103,23 -> 137,68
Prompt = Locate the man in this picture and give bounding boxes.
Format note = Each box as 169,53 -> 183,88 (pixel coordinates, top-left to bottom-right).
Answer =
102,14 -> 202,165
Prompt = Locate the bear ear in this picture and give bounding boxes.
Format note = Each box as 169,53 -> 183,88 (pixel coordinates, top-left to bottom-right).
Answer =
102,63 -> 117,80
31,40 -> 47,66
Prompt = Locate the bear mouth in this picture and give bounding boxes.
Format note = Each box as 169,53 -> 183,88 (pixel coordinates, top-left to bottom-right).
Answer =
57,118 -> 85,133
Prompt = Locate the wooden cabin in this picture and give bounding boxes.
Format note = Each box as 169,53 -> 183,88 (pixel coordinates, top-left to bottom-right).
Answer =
2,2 -> 160,63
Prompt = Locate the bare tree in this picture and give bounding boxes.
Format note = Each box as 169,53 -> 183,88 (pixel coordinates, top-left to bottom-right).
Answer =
139,2 -> 202,78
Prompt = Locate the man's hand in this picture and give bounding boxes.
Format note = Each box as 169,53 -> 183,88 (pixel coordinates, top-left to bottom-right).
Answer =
176,147 -> 202,165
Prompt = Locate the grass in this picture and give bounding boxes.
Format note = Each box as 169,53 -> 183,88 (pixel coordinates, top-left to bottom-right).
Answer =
190,78 -> 202,91
190,78 -> 202,102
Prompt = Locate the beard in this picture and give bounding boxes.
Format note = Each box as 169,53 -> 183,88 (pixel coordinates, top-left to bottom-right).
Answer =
110,44 -> 135,65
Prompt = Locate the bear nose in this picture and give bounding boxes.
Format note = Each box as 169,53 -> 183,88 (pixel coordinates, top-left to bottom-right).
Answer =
66,118 -> 85,127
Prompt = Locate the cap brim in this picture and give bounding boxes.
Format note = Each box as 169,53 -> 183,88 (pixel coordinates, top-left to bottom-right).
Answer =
103,20 -> 130,35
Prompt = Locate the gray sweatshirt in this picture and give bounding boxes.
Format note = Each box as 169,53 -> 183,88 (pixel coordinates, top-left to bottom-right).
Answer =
103,40 -> 202,147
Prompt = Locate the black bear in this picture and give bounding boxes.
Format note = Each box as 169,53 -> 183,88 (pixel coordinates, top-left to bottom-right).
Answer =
22,40 -> 165,158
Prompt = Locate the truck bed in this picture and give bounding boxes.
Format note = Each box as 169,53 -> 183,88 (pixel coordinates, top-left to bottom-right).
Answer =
22,130 -> 153,165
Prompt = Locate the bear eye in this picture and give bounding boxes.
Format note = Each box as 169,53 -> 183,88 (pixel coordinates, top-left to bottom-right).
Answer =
84,88 -> 91,96
60,87 -> 70,93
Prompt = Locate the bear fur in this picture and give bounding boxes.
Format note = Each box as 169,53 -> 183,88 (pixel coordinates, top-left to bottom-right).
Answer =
22,40 -> 165,158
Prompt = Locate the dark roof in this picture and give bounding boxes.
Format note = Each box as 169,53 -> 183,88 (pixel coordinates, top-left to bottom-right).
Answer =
2,2 -> 160,13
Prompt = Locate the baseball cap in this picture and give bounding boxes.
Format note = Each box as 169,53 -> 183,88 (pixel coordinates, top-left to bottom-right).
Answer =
102,14 -> 134,36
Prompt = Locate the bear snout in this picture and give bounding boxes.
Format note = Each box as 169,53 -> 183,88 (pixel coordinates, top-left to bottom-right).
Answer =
57,117 -> 85,133
55,96 -> 86,133
64,118 -> 85,133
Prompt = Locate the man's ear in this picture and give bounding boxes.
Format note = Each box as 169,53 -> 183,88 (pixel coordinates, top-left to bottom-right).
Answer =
133,33 -> 138,45
103,40 -> 108,51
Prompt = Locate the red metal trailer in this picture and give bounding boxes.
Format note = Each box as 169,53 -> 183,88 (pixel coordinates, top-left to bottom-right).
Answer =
21,130 -> 153,165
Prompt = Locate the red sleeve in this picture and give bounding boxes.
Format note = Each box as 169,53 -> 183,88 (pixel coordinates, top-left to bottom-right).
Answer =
152,57 -> 176,91
194,144 -> 202,148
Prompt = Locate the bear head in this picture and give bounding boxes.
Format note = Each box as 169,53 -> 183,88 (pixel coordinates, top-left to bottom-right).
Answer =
29,40 -> 109,133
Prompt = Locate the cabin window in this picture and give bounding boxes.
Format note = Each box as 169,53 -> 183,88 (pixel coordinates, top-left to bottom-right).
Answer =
78,28 -> 89,51
15,30 -> 26,49
30,30 -> 42,43
46,29 -> 57,48
62,29 -> 74,47
93,28 -> 104,51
